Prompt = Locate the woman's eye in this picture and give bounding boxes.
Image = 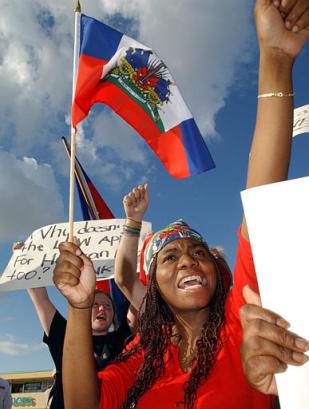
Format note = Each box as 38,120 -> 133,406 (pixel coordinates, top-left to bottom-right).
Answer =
194,249 -> 207,257
163,255 -> 176,262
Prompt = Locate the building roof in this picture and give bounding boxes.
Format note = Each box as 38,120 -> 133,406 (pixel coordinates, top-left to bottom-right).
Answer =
0,370 -> 54,381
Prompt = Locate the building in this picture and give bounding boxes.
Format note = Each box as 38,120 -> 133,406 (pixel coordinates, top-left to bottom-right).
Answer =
0,370 -> 54,409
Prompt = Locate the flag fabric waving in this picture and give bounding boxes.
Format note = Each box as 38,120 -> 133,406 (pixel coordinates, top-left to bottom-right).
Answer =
76,155 -> 114,220
72,14 -> 215,179
62,137 -> 128,323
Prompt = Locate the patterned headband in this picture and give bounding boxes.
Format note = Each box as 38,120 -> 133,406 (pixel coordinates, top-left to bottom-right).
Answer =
143,219 -> 207,275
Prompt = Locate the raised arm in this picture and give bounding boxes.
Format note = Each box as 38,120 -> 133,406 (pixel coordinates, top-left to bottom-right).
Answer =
242,0 -> 309,240
27,287 -> 56,336
53,241 -> 99,409
114,184 -> 148,311
12,241 -> 56,336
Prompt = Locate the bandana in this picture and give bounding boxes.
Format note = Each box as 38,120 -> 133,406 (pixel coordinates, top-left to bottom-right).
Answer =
143,219 -> 206,275
140,219 -> 232,291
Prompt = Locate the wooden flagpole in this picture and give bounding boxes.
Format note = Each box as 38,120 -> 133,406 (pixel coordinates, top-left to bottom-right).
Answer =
68,0 -> 81,241
62,136 -> 97,219
68,130 -> 76,242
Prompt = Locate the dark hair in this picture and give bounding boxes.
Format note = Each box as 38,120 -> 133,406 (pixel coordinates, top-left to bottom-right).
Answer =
116,250 -> 229,409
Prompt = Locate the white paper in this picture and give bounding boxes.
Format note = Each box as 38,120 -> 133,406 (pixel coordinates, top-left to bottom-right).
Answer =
293,104 -> 309,137
241,177 -> 309,409
0,219 -> 151,291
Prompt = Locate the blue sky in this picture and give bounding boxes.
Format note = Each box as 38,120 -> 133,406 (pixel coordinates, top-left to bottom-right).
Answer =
0,0 -> 309,373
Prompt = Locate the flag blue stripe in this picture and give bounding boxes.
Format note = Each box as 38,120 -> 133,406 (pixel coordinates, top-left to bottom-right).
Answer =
76,156 -> 92,184
80,14 -> 123,61
109,279 -> 129,324
76,180 -> 91,220
180,118 -> 216,176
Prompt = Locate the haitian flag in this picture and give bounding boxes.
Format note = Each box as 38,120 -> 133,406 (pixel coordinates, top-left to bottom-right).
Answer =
62,137 -> 128,323
75,156 -> 114,220
72,14 -> 215,179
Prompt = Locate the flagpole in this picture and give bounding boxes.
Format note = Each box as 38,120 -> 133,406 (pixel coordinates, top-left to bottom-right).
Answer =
62,136 -> 96,218
68,0 -> 81,242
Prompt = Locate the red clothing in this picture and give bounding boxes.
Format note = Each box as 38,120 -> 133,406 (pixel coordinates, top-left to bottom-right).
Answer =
98,230 -> 273,408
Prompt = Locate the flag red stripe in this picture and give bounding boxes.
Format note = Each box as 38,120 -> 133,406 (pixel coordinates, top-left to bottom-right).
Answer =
95,81 -> 190,178
96,279 -> 110,295
73,54 -> 191,178
87,180 -> 114,219
72,54 -> 106,127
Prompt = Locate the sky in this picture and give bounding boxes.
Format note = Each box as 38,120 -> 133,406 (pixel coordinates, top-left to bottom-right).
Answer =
0,0 -> 309,373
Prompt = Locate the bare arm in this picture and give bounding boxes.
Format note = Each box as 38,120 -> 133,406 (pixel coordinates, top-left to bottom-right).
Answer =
12,241 -> 56,336
114,184 -> 148,311
53,241 -> 99,409
126,304 -> 138,332
242,0 -> 309,240
64,306 -> 100,409
27,288 -> 56,336
239,0 -> 309,394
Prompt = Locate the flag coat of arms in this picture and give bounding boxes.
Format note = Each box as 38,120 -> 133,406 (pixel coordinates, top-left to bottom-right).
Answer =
72,14 -> 215,179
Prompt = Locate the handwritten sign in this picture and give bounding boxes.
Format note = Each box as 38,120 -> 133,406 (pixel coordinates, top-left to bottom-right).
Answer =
0,219 -> 152,291
241,177 -> 309,409
293,104 -> 309,137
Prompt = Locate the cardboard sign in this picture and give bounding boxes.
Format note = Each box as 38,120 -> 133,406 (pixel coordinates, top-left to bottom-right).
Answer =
0,219 -> 152,291
293,104 -> 309,137
241,177 -> 309,409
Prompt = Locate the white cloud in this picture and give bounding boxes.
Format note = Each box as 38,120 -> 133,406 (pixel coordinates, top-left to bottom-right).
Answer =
66,110 -> 150,190
4,333 -> 15,342
0,0 -> 255,215
0,0 -> 254,148
91,111 -> 147,165
0,338 -> 44,356
0,151 -> 65,242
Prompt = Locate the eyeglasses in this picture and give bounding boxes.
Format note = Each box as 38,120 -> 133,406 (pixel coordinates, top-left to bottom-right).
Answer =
92,302 -> 113,310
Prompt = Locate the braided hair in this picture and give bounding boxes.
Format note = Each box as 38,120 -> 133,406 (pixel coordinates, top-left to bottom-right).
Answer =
117,250 -> 229,409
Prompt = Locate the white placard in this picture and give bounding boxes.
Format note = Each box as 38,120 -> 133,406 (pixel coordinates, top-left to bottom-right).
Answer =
0,219 -> 152,291
241,177 -> 309,409
293,104 -> 309,137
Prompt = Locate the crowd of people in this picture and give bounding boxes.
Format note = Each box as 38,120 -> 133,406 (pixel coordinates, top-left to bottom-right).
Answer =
51,1 -> 309,408
5,0 -> 309,408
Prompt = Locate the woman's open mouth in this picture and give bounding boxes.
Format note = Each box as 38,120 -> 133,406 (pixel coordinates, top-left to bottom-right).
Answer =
178,274 -> 207,290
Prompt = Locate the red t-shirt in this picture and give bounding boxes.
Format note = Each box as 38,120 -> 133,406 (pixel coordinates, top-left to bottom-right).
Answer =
98,229 -> 274,408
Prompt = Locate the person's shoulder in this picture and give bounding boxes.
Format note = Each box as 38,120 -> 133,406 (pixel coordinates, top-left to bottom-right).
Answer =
103,319 -> 132,339
116,319 -> 131,336
237,225 -> 251,253
233,226 -> 254,274
53,309 -> 66,324
44,309 -> 67,343
0,378 -> 10,389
